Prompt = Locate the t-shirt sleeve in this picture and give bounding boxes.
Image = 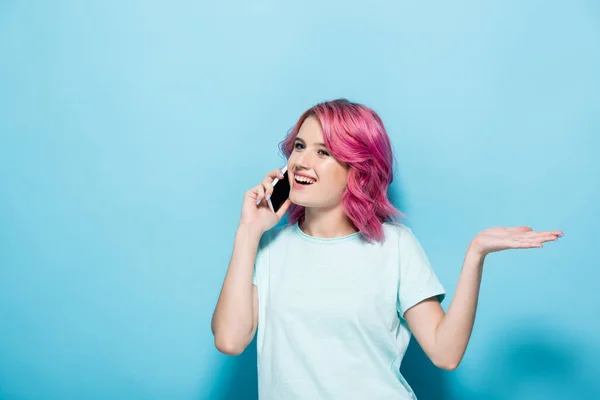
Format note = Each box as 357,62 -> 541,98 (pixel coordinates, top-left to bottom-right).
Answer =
397,226 -> 446,319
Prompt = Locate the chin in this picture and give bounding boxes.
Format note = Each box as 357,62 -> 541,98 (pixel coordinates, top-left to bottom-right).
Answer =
290,194 -> 336,209
289,193 -> 312,208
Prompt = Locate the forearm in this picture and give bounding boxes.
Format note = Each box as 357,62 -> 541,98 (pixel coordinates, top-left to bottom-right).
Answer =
211,224 -> 262,352
433,245 -> 485,368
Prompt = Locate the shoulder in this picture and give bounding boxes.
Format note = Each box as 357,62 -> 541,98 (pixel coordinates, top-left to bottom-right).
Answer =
381,221 -> 427,256
259,222 -> 295,249
381,221 -> 416,242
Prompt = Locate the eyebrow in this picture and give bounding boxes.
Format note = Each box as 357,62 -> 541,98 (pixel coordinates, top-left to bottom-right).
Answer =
294,137 -> 327,147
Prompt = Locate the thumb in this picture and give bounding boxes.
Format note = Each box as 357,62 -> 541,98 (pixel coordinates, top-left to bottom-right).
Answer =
275,199 -> 292,219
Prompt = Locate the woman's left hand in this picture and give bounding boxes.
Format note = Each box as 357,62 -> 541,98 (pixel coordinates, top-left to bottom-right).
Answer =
469,226 -> 563,257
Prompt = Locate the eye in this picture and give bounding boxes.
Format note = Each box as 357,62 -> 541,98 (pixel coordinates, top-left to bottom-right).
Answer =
293,142 -> 328,156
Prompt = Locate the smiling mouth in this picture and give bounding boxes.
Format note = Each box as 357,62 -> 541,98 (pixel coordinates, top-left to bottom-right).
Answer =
294,176 -> 316,186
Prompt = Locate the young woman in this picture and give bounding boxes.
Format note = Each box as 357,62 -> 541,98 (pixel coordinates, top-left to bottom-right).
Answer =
211,99 -> 563,399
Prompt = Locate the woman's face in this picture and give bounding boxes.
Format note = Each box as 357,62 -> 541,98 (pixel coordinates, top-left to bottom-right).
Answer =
287,116 -> 349,209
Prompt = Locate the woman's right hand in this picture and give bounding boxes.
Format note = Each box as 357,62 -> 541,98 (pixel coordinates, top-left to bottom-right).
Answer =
239,168 -> 292,235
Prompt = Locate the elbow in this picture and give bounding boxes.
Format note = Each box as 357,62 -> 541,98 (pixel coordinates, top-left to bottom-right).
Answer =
213,335 -> 249,356
438,361 -> 459,371
433,356 -> 461,371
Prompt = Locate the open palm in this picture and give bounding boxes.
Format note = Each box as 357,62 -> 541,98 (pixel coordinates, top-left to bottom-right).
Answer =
470,226 -> 563,257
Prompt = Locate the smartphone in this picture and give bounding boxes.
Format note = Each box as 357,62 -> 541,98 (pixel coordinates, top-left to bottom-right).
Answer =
267,164 -> 290,213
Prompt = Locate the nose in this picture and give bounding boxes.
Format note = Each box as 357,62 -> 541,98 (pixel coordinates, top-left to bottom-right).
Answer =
296,150 -> 313,170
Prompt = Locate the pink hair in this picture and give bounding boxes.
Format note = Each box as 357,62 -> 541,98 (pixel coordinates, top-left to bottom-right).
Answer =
279,98 -> 405,243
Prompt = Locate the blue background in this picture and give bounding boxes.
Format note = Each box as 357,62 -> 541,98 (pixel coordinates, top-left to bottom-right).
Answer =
1,1 -> 598,399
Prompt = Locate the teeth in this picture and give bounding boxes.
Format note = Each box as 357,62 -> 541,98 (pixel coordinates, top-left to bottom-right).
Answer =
295,175 -> 315,184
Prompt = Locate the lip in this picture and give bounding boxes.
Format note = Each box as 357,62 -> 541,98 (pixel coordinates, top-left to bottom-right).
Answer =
294,172 -> 317,181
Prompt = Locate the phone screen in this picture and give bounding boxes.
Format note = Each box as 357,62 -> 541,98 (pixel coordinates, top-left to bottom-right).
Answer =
270,169 -> 290,212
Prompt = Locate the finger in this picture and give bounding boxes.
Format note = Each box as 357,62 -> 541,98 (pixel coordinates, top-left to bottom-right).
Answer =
247,186 -> 260,200
525,230 -> 563,237
524,242 -> 544,248
515,240 -> 539,248
527,233 -> 561,244
523,236 -> 557,247
513,237 -> 545,248
268,169 -> 285,180
507,226 -> 533,232
262,177 -> 275,201
541,234 -> 560,242
265,169 -> 285,184
255,185 -> 265,205
523,233 -> 557,242
522,240 -> 549,248
259,169 -> 285,202
275,199 -> 292,218
522,231 -> 552,239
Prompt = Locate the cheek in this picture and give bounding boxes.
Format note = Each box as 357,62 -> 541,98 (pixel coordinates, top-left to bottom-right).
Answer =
336,169 -> 349,186
286,156 -> 298,170
339,174 -> 349,193
323,174 -> 348,195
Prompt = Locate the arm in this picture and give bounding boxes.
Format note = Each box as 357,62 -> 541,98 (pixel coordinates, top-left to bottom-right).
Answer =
211,167 -> 292,356
404,246 -> 484,370
211,224 -> 262,356
405,226 -> 562,370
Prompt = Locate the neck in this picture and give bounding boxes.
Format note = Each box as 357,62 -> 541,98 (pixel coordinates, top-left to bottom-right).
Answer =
300,205 -> 357,238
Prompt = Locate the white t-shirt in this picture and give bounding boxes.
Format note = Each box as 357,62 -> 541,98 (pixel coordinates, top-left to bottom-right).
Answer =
252,221 -> 446,399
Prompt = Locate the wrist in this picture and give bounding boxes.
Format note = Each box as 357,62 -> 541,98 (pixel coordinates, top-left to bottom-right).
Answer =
467,242 -> 487,260
237,223 -> 264,238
